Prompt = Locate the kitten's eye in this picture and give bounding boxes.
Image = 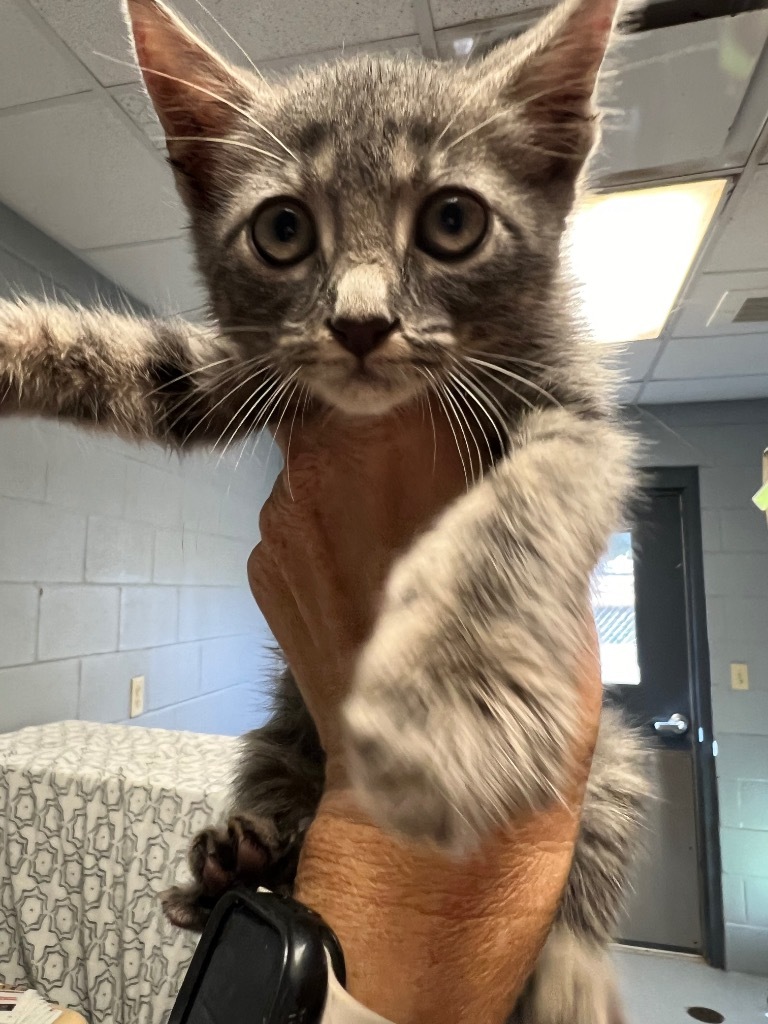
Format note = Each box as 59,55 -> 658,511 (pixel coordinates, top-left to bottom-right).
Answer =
415,190 -> 488,260
250,198 -> 316,267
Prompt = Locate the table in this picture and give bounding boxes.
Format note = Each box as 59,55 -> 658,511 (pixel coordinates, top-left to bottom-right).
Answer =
0,721 -> 237,1024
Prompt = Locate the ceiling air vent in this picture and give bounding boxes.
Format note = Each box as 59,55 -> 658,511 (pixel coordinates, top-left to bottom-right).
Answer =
707,288 -> 768,328
733,296 -> 768,324
625,1 -> 768,33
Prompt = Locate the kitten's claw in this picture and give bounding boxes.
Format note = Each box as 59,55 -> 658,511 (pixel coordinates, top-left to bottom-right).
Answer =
161,813 -> 280,931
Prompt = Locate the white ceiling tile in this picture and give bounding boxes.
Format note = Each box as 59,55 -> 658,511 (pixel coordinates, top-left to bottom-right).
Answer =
30,0 -> 416,86
112,35 -> 422,149
672,271 -> 768,339
172,0 -> 417,62
592,13 -> 768,180
641,376 -> 768,404
83,237 -> 206,315
110,31 -> 421,158
431,0 -> 547,30
0,95 -> 186,250
706,167 -> 768,274
608,340 -> 660,383
0,2 -> 93,109
110,84 -> 164,150
653,335 -> 768,380
438,10 -> 768,179
262,36 -> 422,76
28,0 -> 138,87
435,18 -> 534,59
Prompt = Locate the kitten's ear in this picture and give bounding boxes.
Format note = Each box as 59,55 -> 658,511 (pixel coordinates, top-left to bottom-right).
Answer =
479,0 -> 621,178
124,0 -> 264,193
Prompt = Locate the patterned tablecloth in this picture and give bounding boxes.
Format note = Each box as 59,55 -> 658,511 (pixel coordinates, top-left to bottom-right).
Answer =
0,721 -> 238,1024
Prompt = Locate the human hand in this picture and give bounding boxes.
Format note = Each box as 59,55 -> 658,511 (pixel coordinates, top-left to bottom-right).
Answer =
248,402 -> 602,1023
248,402 -> 472,783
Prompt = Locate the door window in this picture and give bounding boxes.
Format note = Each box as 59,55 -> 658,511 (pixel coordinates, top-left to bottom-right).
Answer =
593,531 -> 641,686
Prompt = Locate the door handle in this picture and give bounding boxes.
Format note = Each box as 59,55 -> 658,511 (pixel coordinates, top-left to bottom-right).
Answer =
653,713 -> 689,736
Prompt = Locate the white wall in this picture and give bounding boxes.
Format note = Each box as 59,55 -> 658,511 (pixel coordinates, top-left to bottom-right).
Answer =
0,203 -> 277,737
631,399 -> 768,975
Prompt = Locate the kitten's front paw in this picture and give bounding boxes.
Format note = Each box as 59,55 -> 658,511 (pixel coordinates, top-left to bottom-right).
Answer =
162,813 -> 284,931
344,570 -> 572,856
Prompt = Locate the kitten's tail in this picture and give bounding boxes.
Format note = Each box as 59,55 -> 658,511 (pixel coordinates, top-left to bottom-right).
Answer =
560,703 -> 652,943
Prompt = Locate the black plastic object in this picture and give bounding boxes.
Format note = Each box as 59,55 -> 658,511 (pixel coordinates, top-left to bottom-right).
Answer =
168,888 -> 347,1024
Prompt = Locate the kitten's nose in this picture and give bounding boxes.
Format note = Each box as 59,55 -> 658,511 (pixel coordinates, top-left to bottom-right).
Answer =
328,316 -> 398,359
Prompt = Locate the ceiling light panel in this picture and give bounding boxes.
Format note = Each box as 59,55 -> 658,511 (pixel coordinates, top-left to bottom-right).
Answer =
565,179 -> 727,345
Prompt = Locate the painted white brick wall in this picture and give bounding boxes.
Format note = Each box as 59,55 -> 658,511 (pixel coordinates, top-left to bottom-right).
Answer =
632,399 -> 768,975
0,417 -> 279,738
38,585 -> 121,660
0,585 -> 38,667
86,517 -> 155,583
0,203 -> 278,740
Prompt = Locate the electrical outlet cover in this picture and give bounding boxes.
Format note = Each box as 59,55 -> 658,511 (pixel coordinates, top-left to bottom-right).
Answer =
130,675 -> 145,717
730,663 -> 749,691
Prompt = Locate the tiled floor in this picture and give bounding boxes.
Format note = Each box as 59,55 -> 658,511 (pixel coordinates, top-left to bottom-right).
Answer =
613,945 -> 768,1024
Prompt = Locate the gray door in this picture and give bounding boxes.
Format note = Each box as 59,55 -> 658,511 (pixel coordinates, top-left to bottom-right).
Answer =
593,468 -> 722,960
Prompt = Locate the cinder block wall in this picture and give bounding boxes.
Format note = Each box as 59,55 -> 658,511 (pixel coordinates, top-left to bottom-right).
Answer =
632,400 -> 768,974
0,202 -> 276,737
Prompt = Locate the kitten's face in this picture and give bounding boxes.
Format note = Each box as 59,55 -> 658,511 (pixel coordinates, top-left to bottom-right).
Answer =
128,0 -> 617,416
199,62 -> 573,416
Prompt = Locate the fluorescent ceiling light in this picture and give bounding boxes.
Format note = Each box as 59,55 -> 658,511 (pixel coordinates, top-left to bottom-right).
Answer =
565,178 -> 727,345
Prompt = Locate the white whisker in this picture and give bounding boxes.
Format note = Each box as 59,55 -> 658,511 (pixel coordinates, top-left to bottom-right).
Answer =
219,375 -> 283,466
227,370 -> 299,466
424,390 -> 438,475
467,357 -> 561,409
171,360 -> 272,441
211,371 -> 281,457
163,361 -> 254,438
263,378 -> 300,475
467,360 -> 535,412
449,371 -> 500,467
146,356 -> 233,398
189,0 -> 271,86
94,52 -> 298,162
442,380 -> 482,485
423,368 -> 469,492
456,368 -> 510,448
160,135 -> 283,163
434,71 -> 495,145
300,386 -> 310,427
469,349 -> 557,374
445,109 -> 509,151
284,382 -> 307,501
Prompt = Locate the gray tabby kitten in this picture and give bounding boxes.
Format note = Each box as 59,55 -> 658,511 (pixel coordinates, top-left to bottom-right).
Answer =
0,0 -> 649,1019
